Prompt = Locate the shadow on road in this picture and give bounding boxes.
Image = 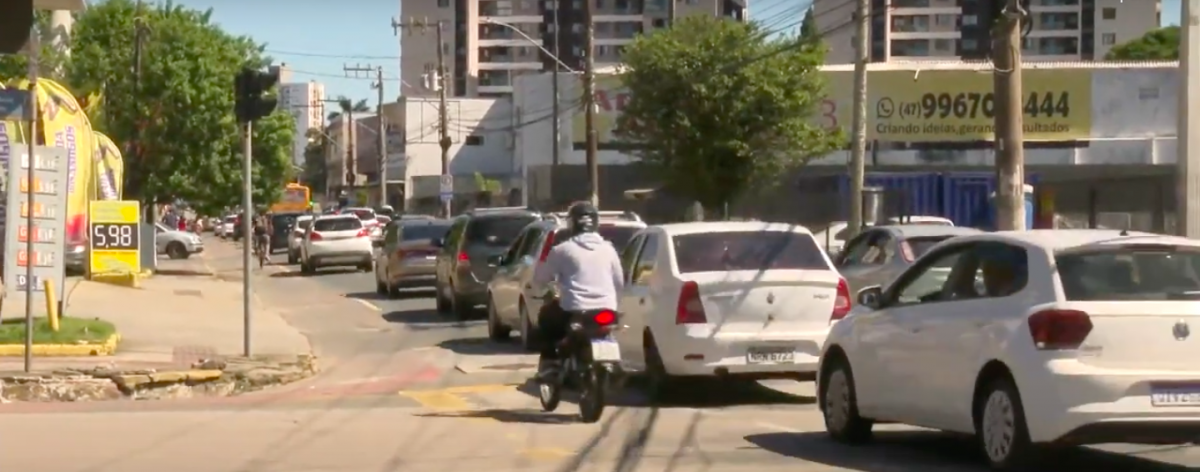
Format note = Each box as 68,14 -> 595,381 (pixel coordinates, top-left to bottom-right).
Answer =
269,268 -> 359,278
744,431 -> 1196,472
348,288 -> 434,301
381,308 -> 445,325
506,374 -> 815,410
414,408 -> 578,425
437,337 -> 529,356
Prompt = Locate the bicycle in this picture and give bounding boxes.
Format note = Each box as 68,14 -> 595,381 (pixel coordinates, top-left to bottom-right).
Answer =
254,235 -> 269,268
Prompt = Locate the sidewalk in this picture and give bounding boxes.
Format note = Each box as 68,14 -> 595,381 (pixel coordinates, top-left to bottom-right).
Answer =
0,251 -> 311,372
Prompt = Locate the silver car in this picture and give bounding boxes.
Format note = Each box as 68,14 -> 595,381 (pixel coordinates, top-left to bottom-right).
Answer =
834,225 -> 982,295
155,223 -> 204,259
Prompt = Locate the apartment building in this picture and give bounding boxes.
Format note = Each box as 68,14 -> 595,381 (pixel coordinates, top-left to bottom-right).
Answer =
278,81 -> 326,167
401,0 -> 748,97
817,0 -> 1161,64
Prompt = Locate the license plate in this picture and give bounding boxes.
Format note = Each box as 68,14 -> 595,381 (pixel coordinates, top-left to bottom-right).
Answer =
747,348 -> 795,364
590,339 -> 621,362
1151,384 -> 1200,406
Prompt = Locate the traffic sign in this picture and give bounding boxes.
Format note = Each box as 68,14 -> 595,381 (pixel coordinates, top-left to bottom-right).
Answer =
439,174 -> 453,201
88,200 -> 142,275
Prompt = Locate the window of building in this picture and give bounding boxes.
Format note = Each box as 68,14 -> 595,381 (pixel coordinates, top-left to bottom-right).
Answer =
933,39 -> 953,51
1101,7 -> 1116,20
465,135 -> 484,146
961,14 -> 978,26
1101,33 -> 1116,45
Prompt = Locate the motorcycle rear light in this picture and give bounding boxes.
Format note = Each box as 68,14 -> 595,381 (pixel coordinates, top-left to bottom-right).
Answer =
309,232 -> 323,241
356,228 -> 370,238
676,281 -> 707,324
830,278 -> 852,321
1028,309 -> 1092,350
593,310 -> 615,325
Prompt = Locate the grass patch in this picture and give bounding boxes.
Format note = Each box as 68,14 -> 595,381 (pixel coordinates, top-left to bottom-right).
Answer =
0,317 -> 117,345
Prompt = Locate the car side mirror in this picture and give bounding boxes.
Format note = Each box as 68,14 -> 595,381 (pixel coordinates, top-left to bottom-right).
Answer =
487,254 -> 503,267
857,285 -> 883,309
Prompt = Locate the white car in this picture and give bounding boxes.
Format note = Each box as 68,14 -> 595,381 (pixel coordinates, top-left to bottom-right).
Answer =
613,222 -> 848,401
287,214 -> 314,264
299,215 -> 374,274
819,229 -> 1200,470
814,215 -> 953,255
218,215 -> 236,238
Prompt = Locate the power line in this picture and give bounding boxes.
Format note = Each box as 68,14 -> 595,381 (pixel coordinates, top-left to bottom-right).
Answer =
265,49 -> 400,59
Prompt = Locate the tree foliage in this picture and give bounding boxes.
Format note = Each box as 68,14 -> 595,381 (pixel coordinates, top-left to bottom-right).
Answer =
800,8 -> 819,44
65,0 -> 292,211
1106,26 -> 1179,60
326,95 -> 369,122
616,15 -> 842,211
302,128 -> 328,196
0,12 -> 70,82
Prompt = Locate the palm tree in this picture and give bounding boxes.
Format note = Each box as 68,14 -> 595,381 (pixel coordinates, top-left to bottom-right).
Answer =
325,96 -> 371,122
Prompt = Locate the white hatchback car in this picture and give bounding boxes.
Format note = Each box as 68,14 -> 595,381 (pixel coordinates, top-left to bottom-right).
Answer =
819,229 -> 1200,470
615,222 -> 848,401
300,215 -> 373,274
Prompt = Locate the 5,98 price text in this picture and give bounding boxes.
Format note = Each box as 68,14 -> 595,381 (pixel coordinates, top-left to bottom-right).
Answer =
91,223 -> 139,251
895,91 -> 1071,120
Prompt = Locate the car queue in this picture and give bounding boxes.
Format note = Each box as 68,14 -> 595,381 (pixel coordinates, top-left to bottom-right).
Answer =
240,204 -> 1200,471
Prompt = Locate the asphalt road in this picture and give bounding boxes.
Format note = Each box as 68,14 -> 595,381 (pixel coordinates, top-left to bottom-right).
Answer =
2,235 -> 1199,471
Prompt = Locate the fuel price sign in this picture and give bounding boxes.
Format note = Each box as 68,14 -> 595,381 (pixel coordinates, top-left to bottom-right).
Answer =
88,200 -> 142,274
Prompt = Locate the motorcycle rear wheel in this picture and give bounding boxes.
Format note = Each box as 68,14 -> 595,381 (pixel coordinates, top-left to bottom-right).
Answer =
578,368 -> 606,423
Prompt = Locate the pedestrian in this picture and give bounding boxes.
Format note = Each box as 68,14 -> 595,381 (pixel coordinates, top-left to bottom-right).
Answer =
178,216 -> 187,231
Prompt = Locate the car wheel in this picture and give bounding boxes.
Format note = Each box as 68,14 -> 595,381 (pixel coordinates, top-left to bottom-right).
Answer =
451,292 -> 474,321
821,356 -> 874,444
359,261 -> 373,272
519,300 -> 537,352
643,334 -> 680,404
435,284 -> 450,313
386,274 -> 401,298
977,375 -> 1036,470
166,242 -> 188,260
487,296 -> 512,341
301,259 -> 315,274
376,276 -> 387,295
287,251 -> 297,264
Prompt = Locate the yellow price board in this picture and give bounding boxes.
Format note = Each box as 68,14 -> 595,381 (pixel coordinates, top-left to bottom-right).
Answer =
88,200 -> 141,275
822,68 -> 1092,142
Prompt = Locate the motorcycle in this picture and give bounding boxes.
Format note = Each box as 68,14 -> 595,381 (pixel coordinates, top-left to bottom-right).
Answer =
537,308 -> 623,423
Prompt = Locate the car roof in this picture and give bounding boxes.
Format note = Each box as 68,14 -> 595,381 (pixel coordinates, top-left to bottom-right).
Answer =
875,225 -> 982,238
399,218 -> 451,226
655,221 -> 814,236
929,229 -> 1199,251
314,214 -> 359,221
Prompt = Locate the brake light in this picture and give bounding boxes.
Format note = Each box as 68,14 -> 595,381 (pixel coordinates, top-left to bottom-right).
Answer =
356,228 -> 370,238
675,281 -> 707,324
1028,309 -> 1092,350
310,232 -> 323,241
593,310 -> 615,325
457,251 -> 470,266
831,278 -> 852,321
538,231 -> 556,262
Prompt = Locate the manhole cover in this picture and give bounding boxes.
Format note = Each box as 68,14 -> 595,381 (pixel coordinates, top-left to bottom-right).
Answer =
481,363 -> 536,371
173,289 -> 203,297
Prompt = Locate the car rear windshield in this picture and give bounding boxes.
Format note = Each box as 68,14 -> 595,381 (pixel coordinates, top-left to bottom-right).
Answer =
349,209 -> 375,221
672,231 -> 828,273
551,225 -> 639,249
272,214 -> 300,229
403,223 -> 451,241
465,216 -> 537,247
296,219 -> 313,230
1056,246 -> 1200,301
905,236 -> 952,258
224,216 -> 236,222
313,218 -> 361,232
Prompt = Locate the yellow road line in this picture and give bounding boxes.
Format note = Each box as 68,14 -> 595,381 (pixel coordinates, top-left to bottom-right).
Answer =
403,391 -> 474,410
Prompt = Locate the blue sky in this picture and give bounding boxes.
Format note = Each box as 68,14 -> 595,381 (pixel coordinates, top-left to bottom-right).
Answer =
181,0 -> 1182,104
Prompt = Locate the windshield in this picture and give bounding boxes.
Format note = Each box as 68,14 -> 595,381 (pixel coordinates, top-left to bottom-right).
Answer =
1056,247 -> 1200,301
348,209 -> 375,221
296,219 -> 313,230
673,231 -> 828,273
272,214 -> 300,229
313,218 -> 361,232
465,216 -> 537,247
905,236 -> 952,259
224,216 -> 236,223
403,223 -> 451,241
598,226 -> 639,250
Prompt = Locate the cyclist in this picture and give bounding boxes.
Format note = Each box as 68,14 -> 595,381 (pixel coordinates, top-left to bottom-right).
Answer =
252,215 -> 272,258
530,201 -> 625,378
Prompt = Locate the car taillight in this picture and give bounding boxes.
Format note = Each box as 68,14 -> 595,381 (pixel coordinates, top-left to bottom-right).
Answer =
1028,309 -> 1092,350
310,232 -> 323,241
831,278 -> 852,322
457,251 -> 470,266
538,231 -> 556,262
593,310 -> 615,325
356,228 -> 370,238
675,281 -> 707,325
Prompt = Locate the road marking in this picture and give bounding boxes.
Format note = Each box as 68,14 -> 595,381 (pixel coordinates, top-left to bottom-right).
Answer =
397,383 -> 521,396
349,297 -> 381,311
403,391 -> 475,410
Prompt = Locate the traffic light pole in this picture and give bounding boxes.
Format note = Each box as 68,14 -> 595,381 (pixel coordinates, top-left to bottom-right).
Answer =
241,120 -> 253,357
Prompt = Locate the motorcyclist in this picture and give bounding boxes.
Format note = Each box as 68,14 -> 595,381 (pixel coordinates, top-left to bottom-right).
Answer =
531,201 -> 625,377
378,204 -> 395,219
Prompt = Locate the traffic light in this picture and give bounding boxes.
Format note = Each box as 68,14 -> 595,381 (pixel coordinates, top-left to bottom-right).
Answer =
0,0 -> 33,54
234,67 -> 279,123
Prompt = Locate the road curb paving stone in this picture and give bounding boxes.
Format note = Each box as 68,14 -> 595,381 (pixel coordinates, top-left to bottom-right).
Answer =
0,333 -> 121,357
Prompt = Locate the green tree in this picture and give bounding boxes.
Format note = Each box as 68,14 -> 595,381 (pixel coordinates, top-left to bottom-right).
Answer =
1106,26 -> 1179,60
799,8 -> 819,44
67,0 -> 292,212
0,12 -> 70,82
616,15 -> 842,214
302,128 -> 328,195
325,96 -> 369,122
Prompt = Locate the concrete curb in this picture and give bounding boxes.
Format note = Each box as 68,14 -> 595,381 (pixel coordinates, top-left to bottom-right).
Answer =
88,272 -> 144,288
0,334 -> 121,357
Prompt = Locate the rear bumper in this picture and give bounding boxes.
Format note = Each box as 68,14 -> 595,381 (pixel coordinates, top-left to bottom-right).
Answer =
657,326 -> 827,378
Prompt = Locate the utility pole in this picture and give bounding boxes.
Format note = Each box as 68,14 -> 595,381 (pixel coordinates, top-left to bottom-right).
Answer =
583,0 -> 599,207
668,0 -> 676,24
551,2 -> 561,167
23,31 -> 39,373
847,0 -> 869,238
991,0 -> 1026,231
392,17 -> 451,217
344,64 -> 388,207
1178,0 -> 1200,237
133,0 -> 150,223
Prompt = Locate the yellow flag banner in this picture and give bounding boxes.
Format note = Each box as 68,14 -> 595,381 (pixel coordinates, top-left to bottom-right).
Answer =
94,132 -> 122,200
10,78 -> 97,245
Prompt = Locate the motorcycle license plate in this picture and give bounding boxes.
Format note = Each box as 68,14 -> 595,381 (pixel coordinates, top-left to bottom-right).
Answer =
590,339 -> 621,362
